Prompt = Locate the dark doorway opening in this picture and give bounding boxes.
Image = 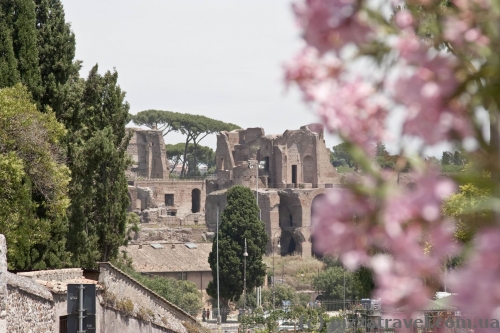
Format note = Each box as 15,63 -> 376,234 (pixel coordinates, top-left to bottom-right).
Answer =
192,189 -> 201,213
287,237 -> 296,255
165,194 -> 174,206
292,165 -> 297,185
264,156 -> 270,171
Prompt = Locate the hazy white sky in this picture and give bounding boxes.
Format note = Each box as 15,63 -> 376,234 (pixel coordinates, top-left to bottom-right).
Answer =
63,0 -> 339,150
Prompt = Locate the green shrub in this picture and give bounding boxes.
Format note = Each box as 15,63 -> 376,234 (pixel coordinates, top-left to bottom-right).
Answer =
116,297 -> 134,316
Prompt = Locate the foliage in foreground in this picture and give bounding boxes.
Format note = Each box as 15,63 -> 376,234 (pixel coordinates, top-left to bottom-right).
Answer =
0,0 -> 132,270
286,0 -> 500,319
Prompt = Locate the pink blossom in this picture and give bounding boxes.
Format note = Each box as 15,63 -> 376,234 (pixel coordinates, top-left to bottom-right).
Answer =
395,10 -> 415,30
450,228 -> 500,320
371,255 -> 431,313
292,0 -> 372,54
317,78 -> 388,154
391,35 -> 472,143
284,47 -> 343,101
311,188 -> 375,269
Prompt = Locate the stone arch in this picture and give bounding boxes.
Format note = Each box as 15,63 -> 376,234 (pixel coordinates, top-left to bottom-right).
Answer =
280,230 -> 300,256
303,155 -> 315,184
191,188 -> 201,213
278,192 -> 303,228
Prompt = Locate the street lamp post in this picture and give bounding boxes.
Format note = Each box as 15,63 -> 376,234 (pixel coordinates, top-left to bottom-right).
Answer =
272,231 -> 281,310
343,268 -> 346,311
243,238 -> 248,313
216,206 -> 221,326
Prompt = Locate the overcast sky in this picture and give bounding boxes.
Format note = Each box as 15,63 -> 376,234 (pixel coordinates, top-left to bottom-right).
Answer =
63,0 -> 340,150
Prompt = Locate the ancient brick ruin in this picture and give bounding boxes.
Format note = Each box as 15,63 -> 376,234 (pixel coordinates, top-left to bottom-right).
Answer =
126,124 -> 346,258
126,128 -> 207,226
205,124 -> 341,258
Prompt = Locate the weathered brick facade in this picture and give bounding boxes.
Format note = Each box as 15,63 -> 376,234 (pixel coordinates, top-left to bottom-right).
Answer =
206,124 -> 341,258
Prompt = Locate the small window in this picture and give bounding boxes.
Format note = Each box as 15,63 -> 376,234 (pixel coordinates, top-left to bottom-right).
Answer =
59,316 -> 68,333
178,272 -> 187,280
165,194 -> 174,206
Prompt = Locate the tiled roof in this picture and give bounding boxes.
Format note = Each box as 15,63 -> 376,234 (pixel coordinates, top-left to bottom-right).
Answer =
122,242 -> 212,273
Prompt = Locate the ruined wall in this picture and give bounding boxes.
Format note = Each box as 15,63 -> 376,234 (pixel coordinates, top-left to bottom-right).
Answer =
256,191 -> 281,254
98,307 -> 175,333
18,268 -> 83,282
98,263 -> 194,332
271,124 -> 337,187
6,278 -> 54,333
132,180 -> 206,221
205,190 -> 228,231
126,128 -> 169,180
214,124 -> 338,191
0,234 -> 195,333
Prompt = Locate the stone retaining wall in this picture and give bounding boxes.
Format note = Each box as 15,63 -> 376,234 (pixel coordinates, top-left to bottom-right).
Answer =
98,262 -> 194,333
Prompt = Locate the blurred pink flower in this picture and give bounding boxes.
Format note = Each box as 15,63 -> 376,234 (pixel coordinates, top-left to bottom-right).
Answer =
311,188 -> 375,269
317,78 -> 388,154
395,10 -> 415,30
293,0 -> 372,54
450,228 -> 500,319
392,35 -> 472,143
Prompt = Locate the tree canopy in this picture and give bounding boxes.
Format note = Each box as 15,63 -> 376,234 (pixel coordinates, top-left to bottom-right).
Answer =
166,142 -> 215,175
132,109 -> 239,176
67,65 -> 131,268
331,142 -> 355,168
0,84 -> 70,270
312,266 -> 359,300
0,0 -> 132,272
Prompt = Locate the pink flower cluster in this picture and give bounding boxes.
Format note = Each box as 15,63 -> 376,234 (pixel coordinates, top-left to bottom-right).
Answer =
288,0 -> 500,319
292,0 -> 372,54
450,229 -> 500,320
312,171 -> 458,313
392,35 -> 472,144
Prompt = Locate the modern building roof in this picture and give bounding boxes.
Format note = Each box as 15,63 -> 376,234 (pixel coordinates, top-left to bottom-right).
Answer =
122,242 -> 212,273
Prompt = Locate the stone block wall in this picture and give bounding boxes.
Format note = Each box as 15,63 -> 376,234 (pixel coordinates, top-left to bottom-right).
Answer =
126,128 -> 169,180
0,234 -> 197,333
133,180 -> 206,219
99,307 -> 175,333
6,282 -> 54,332
98,262 -> 194,333
17,268 -> 83,282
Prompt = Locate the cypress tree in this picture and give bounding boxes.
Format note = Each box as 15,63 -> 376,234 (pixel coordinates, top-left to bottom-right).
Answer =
206,186 -> 268,321
35,0 -> 76,115
10,0 -> 42,101
0,13 -> 20,87
67,65 -> 131,268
